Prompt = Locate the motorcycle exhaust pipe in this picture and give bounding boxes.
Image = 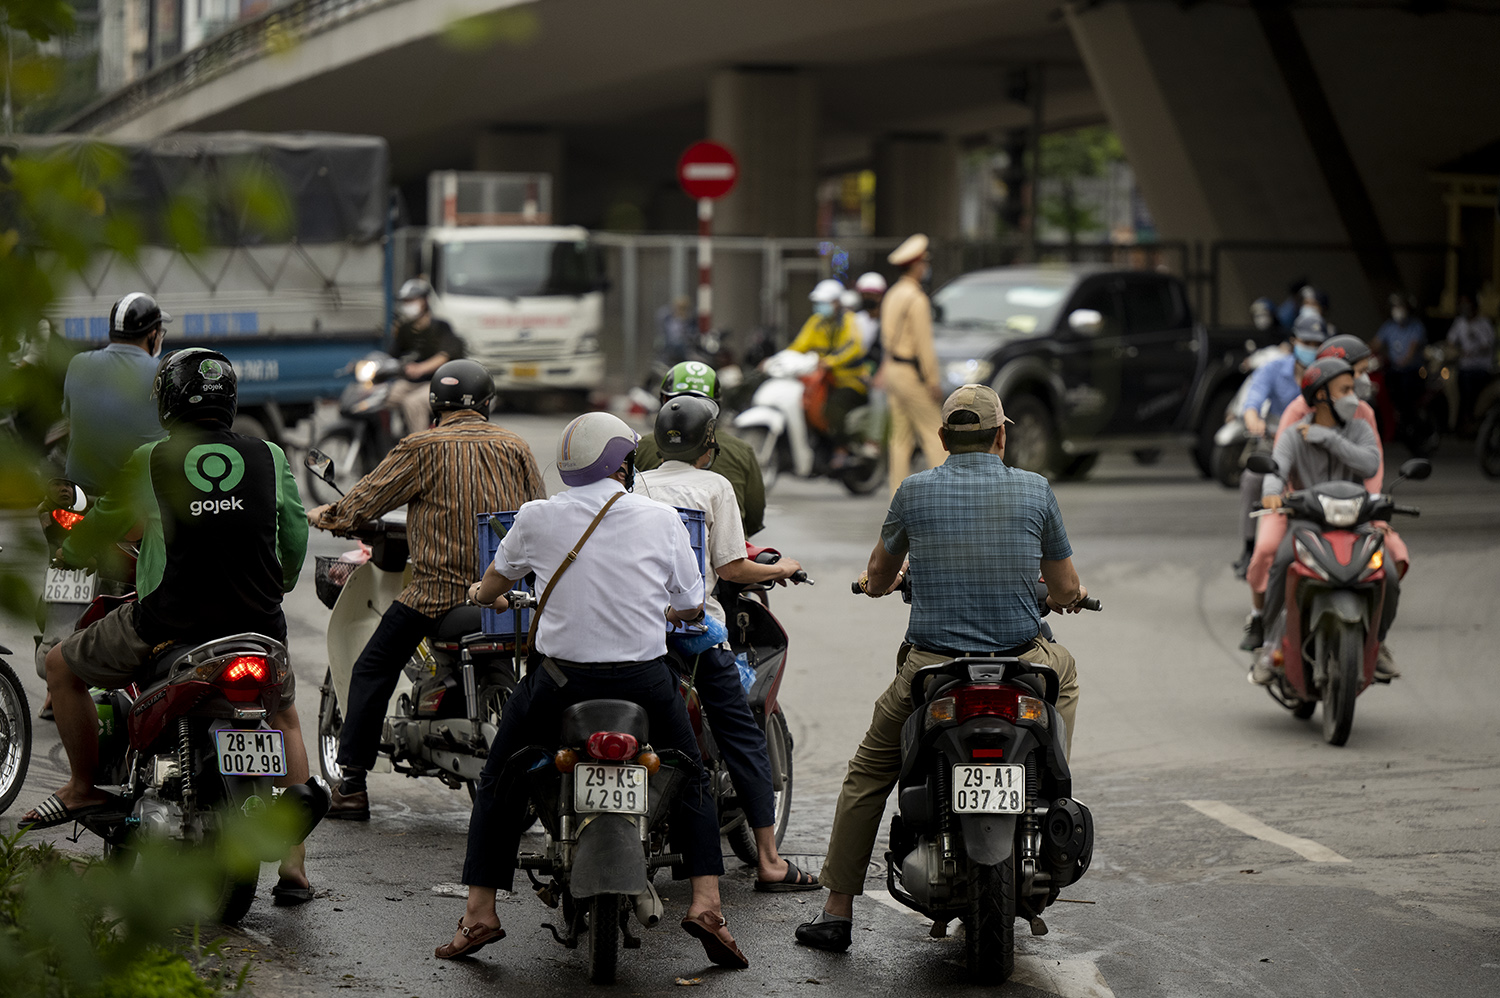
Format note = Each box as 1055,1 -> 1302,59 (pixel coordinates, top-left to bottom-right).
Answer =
633,880 -> 663,929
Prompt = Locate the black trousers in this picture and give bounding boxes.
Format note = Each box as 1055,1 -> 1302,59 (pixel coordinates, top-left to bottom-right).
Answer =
461,656 -> 723,891
336,600 -> 440,772
685,646 -> 776,830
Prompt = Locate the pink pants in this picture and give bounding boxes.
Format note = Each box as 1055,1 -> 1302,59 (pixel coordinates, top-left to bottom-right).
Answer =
1248,515 -> 1409,594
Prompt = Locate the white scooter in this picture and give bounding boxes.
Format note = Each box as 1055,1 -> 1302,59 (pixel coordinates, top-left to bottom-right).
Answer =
733,349 -> 886,495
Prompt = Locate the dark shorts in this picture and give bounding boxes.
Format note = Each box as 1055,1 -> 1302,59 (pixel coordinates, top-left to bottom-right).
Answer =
56,603 -> 296,704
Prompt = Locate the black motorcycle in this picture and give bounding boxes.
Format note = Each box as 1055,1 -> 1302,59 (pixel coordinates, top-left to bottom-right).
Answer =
306,352 -> 406,504
0,560 -> 31,815
859,582 -> 1100,983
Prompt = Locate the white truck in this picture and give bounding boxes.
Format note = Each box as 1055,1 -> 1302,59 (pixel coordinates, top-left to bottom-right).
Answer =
403,172 -> 606,392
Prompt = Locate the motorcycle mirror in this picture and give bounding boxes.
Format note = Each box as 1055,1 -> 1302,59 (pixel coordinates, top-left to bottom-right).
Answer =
1068,308 -> 1104,335
1397,458 -> 1431,482
70,484 -> 87,513
304,448 -> 337,486
1244,453 -> 1278,476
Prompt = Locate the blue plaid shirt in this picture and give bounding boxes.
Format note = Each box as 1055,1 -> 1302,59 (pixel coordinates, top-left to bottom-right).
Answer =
881,452 -> 1072,652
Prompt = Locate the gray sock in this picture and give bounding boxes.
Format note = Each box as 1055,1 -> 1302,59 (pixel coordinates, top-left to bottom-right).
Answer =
810,909 -> 851,925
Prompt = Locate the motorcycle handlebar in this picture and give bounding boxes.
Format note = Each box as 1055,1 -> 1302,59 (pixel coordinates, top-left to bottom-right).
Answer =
1392,504 -> 1421,517
850,578 -> 1101,612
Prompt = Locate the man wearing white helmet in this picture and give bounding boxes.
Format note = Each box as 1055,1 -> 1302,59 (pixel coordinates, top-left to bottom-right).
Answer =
853,272 -> 888,362
441,412 -> 750,970
788,278 -> 868,453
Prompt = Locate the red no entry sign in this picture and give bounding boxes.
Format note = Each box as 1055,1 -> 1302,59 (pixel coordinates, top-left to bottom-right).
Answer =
678,141 -> 739,200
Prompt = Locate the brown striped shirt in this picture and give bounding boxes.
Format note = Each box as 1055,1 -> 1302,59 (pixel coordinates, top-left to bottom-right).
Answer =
318,410 -> 546,617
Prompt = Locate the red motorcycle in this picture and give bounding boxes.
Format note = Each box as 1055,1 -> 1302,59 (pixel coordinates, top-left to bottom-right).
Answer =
1248,455 -> 1429,745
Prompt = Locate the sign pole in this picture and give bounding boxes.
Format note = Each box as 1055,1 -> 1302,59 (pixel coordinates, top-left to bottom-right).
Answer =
697,197 -> 713,336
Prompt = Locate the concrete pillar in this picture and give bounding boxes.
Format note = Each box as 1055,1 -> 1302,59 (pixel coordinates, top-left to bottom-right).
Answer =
474,128 -> 565,220
874,134 -> 960,241
1066,2 -> 1500,333
707,67 -> 818,342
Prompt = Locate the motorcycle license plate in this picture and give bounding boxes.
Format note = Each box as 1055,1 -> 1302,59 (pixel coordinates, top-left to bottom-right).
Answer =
43,567 -> 97,604
574,764 -> 648,814
214,729 -> 287,777
951,764 -> 1026,814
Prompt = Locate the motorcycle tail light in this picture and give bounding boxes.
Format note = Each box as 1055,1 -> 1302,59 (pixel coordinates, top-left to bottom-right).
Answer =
215,655 -> 272,702
586,731 -> 639,761
51,508 -> 85,530
554,748 -> 578,773
953,684 -> 1048,727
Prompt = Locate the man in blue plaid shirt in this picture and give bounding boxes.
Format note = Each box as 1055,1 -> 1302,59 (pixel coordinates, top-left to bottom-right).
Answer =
796,384 -> 1089,952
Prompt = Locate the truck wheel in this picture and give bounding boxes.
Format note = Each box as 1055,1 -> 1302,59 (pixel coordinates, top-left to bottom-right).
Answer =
1003,396 -> 1058,477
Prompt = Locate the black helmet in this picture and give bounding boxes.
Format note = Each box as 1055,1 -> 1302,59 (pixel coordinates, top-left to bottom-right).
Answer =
109,292 -> 171,340
430,359 -> 494,415
398,278 -> 433,301
653,395 -> 719,462
1317,334 -> 1371,366
1299,357 -> 1352,407
154,348 -> 237,428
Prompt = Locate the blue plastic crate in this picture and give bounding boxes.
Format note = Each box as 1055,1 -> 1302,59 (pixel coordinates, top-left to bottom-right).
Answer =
477,506 -> 707,638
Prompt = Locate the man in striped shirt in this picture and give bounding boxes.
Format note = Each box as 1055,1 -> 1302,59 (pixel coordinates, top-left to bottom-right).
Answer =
307,360 -> 546,818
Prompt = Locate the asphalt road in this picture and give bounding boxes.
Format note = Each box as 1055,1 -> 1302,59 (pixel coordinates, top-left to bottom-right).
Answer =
3,413 -> 1499,998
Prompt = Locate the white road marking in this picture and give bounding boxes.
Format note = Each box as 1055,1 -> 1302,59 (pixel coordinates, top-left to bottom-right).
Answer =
1183,799 -> 1351,863
865,889 -> 1115,998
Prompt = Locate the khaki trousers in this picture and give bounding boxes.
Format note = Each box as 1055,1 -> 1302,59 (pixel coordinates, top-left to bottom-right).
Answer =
387,379 -> 432,437
817,636 -> 1078,896
885,363 -> 945,494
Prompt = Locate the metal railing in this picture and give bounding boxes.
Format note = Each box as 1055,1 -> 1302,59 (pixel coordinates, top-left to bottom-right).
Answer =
57,0 -> 408,134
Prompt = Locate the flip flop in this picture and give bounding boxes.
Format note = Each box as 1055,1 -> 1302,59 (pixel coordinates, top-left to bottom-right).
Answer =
271,880 -> 315,907
38,704 -> 54,721
434,919 -> 505,960
754,859 -> 822,893
18,792 -> 123,831
681,911 -> 750,969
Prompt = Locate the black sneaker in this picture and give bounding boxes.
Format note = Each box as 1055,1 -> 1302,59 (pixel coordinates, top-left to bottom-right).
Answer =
795,917 -> 853,952
1238,613 -> 1264,652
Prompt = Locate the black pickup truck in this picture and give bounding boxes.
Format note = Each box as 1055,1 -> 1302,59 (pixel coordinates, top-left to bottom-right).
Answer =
928,264 -> 1271,479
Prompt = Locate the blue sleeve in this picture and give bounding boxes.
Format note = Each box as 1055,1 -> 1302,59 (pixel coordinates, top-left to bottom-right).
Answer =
1039,487 -> 1072,561
880,489 -> 909,557
1241,363 -> 1274,415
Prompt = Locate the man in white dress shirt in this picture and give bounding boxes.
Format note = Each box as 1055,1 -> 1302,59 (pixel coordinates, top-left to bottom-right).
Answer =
437,412 -> 750,970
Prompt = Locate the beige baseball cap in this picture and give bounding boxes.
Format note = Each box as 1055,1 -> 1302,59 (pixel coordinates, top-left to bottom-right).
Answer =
888,233 -> 930,267
941,384 -> 1012,430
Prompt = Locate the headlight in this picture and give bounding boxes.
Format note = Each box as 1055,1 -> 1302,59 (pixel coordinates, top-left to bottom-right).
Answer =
1294,537 -> 1330,580
1316,495 -> 1363,527
355,360 -> 378,384
575,333 -> 600,355
945,359 -> 993,385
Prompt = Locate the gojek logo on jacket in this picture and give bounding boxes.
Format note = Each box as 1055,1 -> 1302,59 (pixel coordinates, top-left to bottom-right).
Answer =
184,443 -> 246,515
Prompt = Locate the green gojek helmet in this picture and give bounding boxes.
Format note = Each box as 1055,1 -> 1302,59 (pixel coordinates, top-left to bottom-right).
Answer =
659,361 -> 720,404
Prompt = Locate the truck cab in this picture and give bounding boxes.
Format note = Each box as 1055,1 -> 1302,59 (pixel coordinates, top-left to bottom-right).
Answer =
411,172 -> 605,392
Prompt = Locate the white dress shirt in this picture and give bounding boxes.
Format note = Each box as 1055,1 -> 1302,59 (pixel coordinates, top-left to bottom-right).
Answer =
638,460 -> 746,626
492,477 -> 704,662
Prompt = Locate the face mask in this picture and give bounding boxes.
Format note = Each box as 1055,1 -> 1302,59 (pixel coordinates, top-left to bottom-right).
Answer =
1253,312 -> 1273,331
399,301 -> 424,320
813,301 -> 835,318
1332,393 -> 1359,423
150,330 -> 164,358
1353,373 -> 1374,401
1293,344 -> 1318,367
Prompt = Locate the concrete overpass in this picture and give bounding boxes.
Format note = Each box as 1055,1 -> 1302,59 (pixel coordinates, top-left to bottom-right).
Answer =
59,0 -> 1500,339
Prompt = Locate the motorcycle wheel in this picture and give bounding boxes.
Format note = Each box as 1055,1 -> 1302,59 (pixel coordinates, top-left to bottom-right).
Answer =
466,678 -> 539,832
737,426 -> 779,492
0,659 -> 32,816
1477,407 -> 1500,479
316,668 -> 343,785
965,856 -> 1016,984
1321,625 -> 1362,746
588,893 -> 621,985
307,426 -> 359,505
840,450 -> 887,496
1211,443 -> 1243,490
217,873 -> 259,925
726,709 -> 794,865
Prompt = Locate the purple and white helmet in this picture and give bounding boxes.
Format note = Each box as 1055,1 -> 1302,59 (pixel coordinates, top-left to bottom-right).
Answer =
557,412 -> 640,487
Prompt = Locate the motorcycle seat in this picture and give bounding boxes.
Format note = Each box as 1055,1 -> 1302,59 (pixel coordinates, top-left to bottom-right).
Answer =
560,699 -> 650,745
141,643 -> 193,684
436,605 -> 484,642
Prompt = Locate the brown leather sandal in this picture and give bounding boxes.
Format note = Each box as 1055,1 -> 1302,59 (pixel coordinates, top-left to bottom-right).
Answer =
681,911 -> 749,969
434,919 -> 505,959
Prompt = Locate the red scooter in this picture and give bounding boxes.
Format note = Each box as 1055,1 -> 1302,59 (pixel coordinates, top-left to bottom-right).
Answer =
1248,455 -> 1429,745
